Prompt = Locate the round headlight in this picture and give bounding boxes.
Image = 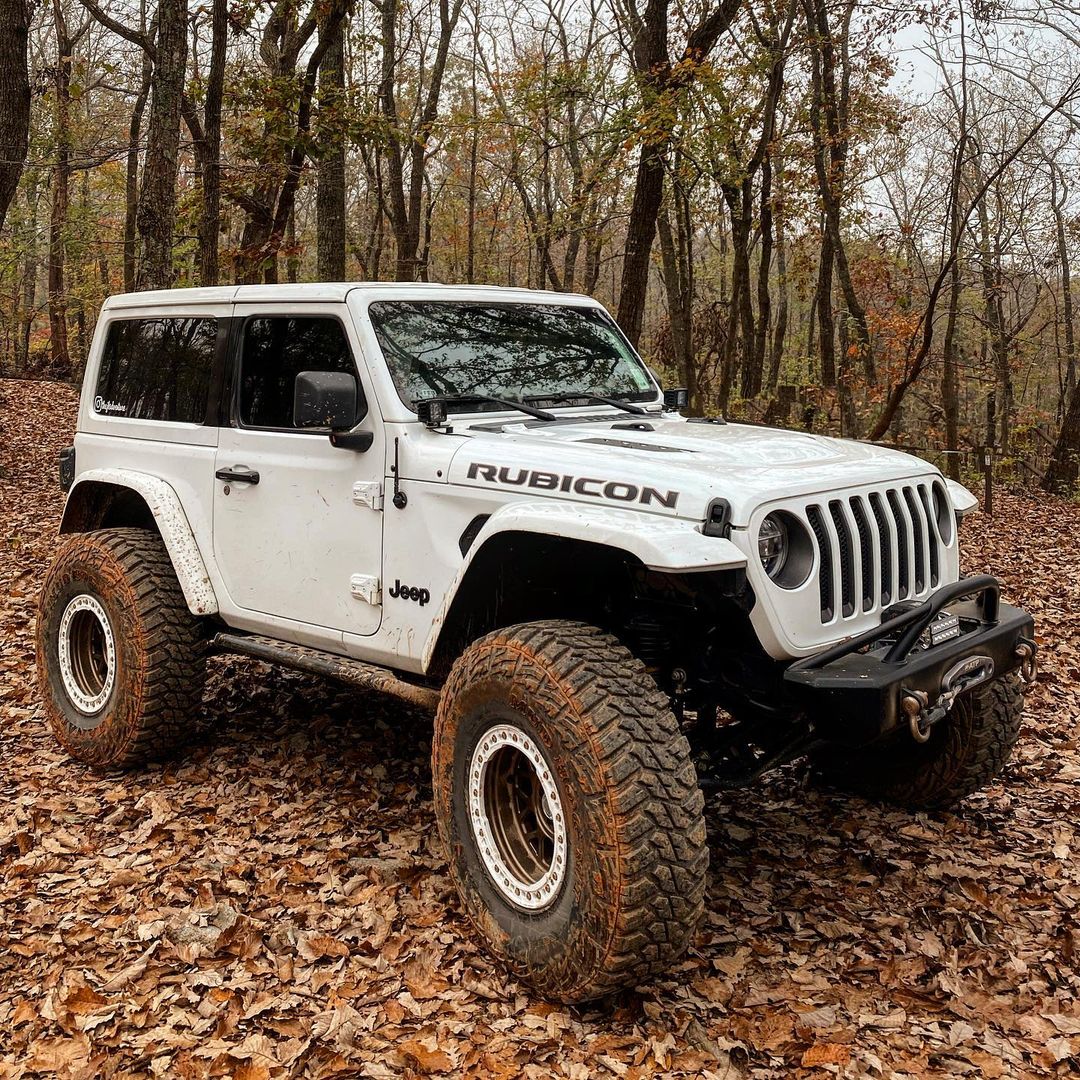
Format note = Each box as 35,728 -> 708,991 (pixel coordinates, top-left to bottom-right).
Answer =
756,511 -> 814,588
758,513 -> 789,578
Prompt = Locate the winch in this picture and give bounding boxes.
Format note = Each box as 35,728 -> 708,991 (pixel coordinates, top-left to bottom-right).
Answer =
901,637 -> 1037,743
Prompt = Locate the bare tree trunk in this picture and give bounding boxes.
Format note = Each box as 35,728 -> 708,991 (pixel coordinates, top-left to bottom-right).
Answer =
285,209 -> 299,282
802,0 -> 871,379
941,251 -> 962,479
1044,383 -> 1080,493
752,149 -> 774,398
125,42 -> 152,292
466,38 -> 478,283
49,0 -> 74,374
768,148 -> 788,390
198,0 -> 227,286
0,0 -> 31,232
720,182 -> 753,409
136,0 -> 188,289
17,181 -> 40,373
70,170 -> 91,374
937,106 -> 970,478
816,227 -> 835,387
582,199 -> 604,295
379,0 -> 464,281
230,0 -> 347,283
658,195 -> 699,413
615,0 -> 744,347
974,191 -> 1010,452
837,314 -> 857,436
317,9 -> 347,280
618,143 -> 666,345
1052,164 -> 1076,409
735,181 -> 756,399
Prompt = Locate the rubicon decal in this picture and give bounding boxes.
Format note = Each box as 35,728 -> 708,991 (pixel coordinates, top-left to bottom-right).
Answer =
467,462 -> 679,509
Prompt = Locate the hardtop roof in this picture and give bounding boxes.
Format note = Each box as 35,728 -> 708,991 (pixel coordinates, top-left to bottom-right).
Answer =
101,282 -> 602,309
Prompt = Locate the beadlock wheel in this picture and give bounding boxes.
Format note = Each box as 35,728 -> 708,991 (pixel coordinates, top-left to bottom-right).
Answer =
57,593 -> 116,720
433,620 -> 708,1002
468,723 -> 568,912
37,528 -> 207,768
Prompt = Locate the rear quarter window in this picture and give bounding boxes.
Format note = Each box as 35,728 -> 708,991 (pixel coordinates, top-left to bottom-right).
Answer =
94,317 -> 217,423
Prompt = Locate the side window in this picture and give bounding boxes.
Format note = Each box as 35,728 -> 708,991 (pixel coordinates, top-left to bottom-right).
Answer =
239,316 -> 360,429
95,318 -> 217,423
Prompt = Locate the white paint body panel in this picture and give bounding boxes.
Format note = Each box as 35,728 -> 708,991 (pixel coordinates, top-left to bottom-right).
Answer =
67,284 -> 972,669
210,301 -> 384,639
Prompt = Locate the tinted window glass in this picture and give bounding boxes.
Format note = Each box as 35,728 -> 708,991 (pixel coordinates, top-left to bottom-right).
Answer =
95,318 -> 217,423
239,317 -> 358,429
368,301 -> 655,411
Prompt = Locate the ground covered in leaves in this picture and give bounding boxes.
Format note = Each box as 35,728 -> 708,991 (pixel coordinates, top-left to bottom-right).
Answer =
1,377 -> 1078,1079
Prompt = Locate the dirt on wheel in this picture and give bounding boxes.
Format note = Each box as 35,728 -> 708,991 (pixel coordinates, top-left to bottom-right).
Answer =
2,377 -> 1079,1078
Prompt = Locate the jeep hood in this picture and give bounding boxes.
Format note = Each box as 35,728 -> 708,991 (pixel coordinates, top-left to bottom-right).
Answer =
444,412 -> 940,526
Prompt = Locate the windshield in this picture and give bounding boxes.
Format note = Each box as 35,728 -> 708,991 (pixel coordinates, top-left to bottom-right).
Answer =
367,301 -> 657,412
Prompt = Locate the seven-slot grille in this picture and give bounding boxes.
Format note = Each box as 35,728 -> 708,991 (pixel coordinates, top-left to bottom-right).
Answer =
806,483 -> 943,624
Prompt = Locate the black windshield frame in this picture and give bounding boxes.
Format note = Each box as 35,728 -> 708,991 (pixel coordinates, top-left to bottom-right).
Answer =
366,300 -> 659,415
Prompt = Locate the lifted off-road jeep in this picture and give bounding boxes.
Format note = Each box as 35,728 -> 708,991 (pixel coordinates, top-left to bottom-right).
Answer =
38,283 -> 1037,1001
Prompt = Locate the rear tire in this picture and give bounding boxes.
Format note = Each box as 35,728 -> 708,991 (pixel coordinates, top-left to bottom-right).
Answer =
432,620 -> 707,1002
816,675 -> 1024,809
36,528 -> 206,769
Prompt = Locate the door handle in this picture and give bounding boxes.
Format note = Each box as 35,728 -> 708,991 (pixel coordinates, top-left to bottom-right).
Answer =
215,466 -> 260,485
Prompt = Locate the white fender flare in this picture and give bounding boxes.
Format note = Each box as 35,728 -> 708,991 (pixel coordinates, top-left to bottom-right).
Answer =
945,477 -> 979,516
423,500 -> 746,667
469,501 -> 748,572
61,468 -> 218,615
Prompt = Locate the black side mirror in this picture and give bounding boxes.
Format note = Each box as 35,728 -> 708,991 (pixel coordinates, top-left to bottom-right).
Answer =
663,387 -> 689,410
293,370 -> 363,430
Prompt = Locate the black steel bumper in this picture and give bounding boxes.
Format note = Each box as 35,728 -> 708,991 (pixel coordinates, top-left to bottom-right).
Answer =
783,575 -> 1035,746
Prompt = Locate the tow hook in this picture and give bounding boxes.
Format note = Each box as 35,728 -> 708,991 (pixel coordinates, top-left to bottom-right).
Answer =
1016,639 -> 1038,686
902,654 -> 998,743
901,689 -> 934,743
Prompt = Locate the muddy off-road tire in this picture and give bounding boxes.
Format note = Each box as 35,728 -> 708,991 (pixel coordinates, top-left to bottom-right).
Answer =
817,675 -> 1024,810
36,528 -> 206,769
432,620 -> 707,1002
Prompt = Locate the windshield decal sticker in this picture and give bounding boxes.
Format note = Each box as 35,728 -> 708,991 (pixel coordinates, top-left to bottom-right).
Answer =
467,461 -> 679,509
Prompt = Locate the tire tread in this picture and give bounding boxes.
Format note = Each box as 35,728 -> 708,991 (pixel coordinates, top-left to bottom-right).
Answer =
38,527 -> 205,768
437,619 -> 707,1000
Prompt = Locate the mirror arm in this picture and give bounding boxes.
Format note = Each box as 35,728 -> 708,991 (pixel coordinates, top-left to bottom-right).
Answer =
330,429 -> 374,452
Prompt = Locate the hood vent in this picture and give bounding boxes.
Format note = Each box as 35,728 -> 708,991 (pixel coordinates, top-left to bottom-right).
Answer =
577,437 -> 690,453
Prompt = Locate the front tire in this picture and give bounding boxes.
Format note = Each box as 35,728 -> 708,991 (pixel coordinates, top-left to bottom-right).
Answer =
817,675 -> 1024,809
36,528 -> 206,769
433,620 -> 707,1002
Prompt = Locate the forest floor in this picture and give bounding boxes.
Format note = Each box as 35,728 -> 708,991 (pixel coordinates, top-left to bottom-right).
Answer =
1,377 -> 1078,1079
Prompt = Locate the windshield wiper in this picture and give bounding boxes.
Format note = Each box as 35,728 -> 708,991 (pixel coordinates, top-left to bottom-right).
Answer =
416,394 -> 556,423
526,392 -> 651,416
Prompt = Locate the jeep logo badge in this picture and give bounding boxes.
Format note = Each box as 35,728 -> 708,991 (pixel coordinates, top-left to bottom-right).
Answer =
389,579 -> 430,606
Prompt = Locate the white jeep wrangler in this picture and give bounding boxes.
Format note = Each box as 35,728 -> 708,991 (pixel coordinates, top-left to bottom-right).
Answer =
38,283 -> 1036,1001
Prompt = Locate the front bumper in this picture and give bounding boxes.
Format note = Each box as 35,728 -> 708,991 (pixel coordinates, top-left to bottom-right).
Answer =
783,575 -> 1035,746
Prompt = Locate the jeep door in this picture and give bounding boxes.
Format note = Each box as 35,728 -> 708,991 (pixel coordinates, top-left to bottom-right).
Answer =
212,305 -> 384,641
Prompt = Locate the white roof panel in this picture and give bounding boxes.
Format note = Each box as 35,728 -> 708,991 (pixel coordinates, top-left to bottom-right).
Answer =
99,281 -> 600,309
